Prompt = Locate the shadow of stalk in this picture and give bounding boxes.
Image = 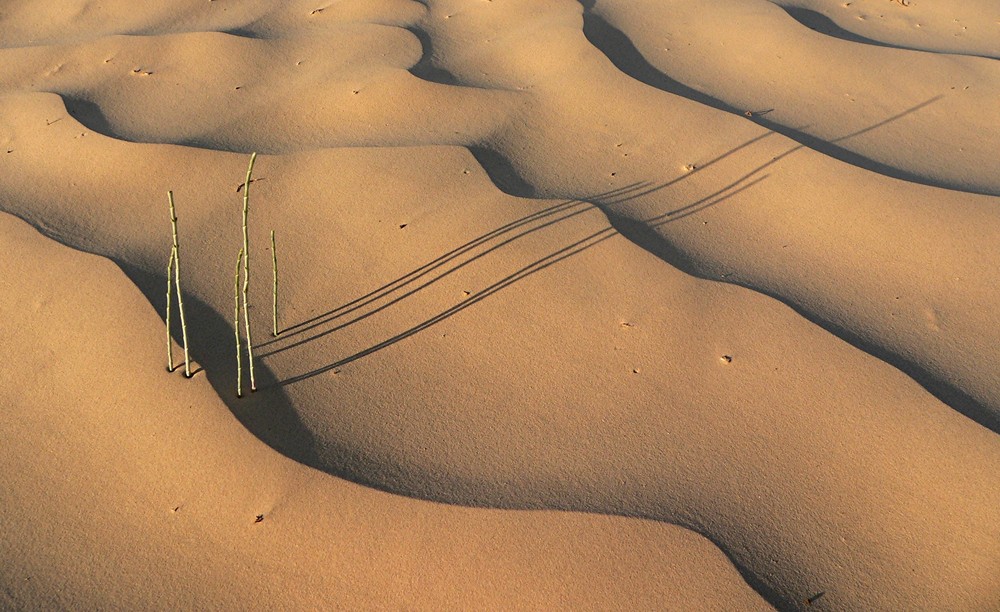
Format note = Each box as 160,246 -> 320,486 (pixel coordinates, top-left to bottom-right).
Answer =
119,262 -> 325,472
271,108 -> 1000,435
272,173 -> 761,386
258,198 -> 588,351
264,127 -> 786,358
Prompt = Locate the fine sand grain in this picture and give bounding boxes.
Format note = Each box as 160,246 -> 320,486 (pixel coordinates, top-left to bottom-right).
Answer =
1,1 -> 998,609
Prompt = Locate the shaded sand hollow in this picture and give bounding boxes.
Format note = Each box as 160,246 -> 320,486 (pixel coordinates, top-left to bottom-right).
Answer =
1,0 -> 998,609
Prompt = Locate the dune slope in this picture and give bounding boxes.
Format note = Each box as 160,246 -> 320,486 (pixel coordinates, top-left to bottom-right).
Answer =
0,211 -> 770,610
1,0 -> 998,609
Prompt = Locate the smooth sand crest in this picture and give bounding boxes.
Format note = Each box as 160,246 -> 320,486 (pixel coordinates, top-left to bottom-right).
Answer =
1,1 -> 998,610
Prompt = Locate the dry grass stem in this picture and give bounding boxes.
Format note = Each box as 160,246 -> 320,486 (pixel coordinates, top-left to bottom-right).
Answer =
168,190 -> 191,377
166,246 -> 176,372
271,229 -> 279,337
242,152 -> 258,391
235,247 -> 244,397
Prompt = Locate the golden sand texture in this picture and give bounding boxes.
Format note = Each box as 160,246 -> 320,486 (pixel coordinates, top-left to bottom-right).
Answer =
1,1 -> 998,609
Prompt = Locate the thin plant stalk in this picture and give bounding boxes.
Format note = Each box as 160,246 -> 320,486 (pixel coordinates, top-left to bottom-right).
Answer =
169,190 -> 192,378
241,152 -> 258,391
166,246 -> 176,372
235,247 -> 244,398
271,229 -> 278,337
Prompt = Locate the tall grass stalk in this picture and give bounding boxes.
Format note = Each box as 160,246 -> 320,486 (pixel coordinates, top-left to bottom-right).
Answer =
271,229 -> 278,337
242,153 -> 258,391
166,246 -> 176,372
168,190 -> 192,378
235,247 -> 244,398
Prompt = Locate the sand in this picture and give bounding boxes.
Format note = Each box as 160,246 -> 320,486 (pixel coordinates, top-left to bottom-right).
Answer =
0,1 -> 998,609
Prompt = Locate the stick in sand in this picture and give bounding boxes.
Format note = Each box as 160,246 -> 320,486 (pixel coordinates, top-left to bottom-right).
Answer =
235,247 -> 244,397
168,190 -> 192,378
241,153 -> 258,391
271,229 -> 279,337
166,246 -> 176,372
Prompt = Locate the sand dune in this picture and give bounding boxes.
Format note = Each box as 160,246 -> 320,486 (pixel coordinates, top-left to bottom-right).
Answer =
587,0 -> 1000,194
0,210 -> 769,609
1,1 -> 998,609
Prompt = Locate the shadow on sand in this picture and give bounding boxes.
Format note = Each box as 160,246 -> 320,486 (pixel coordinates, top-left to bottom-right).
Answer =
262,107 -> 998,438
120,263 -> 326,473
577,9 -> 980,196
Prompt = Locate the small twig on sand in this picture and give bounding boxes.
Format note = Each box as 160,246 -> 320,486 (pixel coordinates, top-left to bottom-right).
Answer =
168,191 -> 191,377
241,153 -> 258,391
235,247 -> 244,397
271,229 -> 279,337
166,246 -> 176,372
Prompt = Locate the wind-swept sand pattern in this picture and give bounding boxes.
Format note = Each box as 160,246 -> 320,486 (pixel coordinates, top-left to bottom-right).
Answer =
1,1 -> 998,610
